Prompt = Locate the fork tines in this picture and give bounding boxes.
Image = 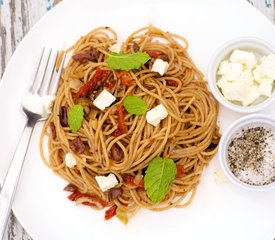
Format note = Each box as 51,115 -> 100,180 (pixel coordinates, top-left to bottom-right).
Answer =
30,48 -> 65,96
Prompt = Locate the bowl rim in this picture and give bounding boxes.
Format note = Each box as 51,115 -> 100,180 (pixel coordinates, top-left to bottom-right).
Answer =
218,113 -> 275,191
207,37 -> 275,113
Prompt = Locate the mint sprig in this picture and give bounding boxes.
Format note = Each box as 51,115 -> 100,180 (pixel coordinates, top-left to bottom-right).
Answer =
107,51 -> 151,71
123,96 -> 148,115
68,104 -> 84,132
144,157 -> 177,204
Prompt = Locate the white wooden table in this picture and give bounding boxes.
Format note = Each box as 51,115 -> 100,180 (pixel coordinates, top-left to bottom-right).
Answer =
0,0 -> 274,239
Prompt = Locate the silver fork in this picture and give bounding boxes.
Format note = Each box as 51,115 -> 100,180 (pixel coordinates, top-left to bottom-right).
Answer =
0,48 -> 66,239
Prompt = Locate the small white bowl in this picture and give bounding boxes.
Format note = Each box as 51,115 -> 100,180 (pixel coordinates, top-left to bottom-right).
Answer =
219,114 -> 275,191
208,37 -> 275,113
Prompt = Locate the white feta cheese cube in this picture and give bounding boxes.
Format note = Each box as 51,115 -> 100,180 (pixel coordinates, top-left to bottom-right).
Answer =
253,65 -> 264,83
259,78 -> 274,97
151,59 -> 169,76
226,62 -> 243,81
146,104 -> 168,127
93,89 -> 116,111
230,49 -> 256,69
220,79 -> 245,102
41,94 -> 56,114
65,153 -> 77,168
95,173 -> 118,192
217,50 -> 275,106
217,60 -> 230,75
240,69 -> 253,86
219,78 -> 260,106
242,84 -> 260,106
260,53 -> 275,79
217,77 -> 227,89
109,43 -> 122,53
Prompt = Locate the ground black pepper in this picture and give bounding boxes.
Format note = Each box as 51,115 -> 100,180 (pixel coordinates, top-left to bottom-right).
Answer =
227,126 -> 275,186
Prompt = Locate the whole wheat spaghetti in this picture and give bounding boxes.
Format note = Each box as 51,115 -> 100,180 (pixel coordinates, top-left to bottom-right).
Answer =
40,26 -> 220,223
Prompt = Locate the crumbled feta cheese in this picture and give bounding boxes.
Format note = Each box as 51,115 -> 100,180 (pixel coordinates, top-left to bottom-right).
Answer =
93,89 -> 116,111
65,153 -> 77,168
151,59 -> 169,76
240,69 -> 254,86
219,79 -> 246,103
259,78 -> 274,97
216,77 -> 227,89
230,49 -> 256,69
242,85 -> 261,106
259,53 -> 275,79
217,50 -> 275,106
221,62 -> 243,81
226,63 -> 243,81
95,174 -> 118,192
41,94 -> 56,114
109,43 -> 122,53
253,65 -> 264,83
146,104 -> 168,126
218,78 -> 260,106
217,60 -> 230,75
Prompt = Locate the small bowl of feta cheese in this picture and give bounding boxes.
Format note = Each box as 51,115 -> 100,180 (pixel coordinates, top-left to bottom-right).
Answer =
219,114 -> 275,191
208,37 -> 275,113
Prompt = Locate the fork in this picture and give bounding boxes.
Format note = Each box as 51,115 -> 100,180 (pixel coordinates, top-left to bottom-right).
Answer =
0,48 -> 66,239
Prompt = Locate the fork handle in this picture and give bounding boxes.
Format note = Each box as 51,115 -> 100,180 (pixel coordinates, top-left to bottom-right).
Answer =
0,123 -> 34,239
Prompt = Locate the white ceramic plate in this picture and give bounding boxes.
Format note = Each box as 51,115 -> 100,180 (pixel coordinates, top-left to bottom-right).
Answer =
1,0 -> 275,239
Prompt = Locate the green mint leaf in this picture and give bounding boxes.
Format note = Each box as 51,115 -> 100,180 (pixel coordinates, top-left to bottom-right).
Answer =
68,104 -> 84,132
107,51 -> 151,71
123,96 -> 148,115
144,157 -> 177,204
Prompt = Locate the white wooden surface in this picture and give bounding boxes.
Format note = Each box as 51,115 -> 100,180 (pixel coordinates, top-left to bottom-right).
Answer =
0,0 -> 274,239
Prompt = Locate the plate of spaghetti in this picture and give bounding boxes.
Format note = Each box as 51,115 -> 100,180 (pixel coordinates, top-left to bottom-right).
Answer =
40,25 -> 220,221
1,0 -> 275,240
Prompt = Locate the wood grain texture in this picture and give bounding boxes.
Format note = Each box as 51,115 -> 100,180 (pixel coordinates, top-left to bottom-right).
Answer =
0,0 -> 61,78
247,0 -> 275,23
0,0 -> 274,239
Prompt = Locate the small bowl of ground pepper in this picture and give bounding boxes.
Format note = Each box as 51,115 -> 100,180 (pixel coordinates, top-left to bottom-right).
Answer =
219,114 -> 275,191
